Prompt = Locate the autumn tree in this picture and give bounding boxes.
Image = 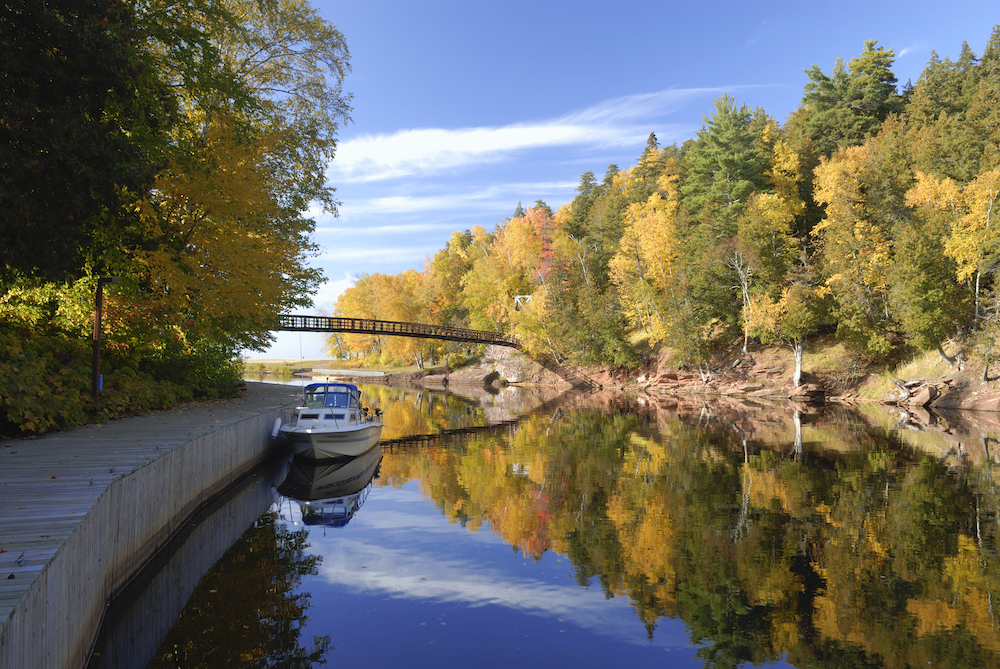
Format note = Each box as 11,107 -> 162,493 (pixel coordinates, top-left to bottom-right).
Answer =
898,172 -> 969,361
150,513 -> 330,667
330,271 -> 430,363
427,231 -> 474,327
608,167 -> 682,343
130,0 -> 349,353
812,120 -> 913,356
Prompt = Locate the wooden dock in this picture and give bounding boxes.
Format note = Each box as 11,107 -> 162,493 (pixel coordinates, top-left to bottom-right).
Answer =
0,382 -> 301,669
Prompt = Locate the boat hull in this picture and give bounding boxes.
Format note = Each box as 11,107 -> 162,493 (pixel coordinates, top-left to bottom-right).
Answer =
282,422 -> 383,460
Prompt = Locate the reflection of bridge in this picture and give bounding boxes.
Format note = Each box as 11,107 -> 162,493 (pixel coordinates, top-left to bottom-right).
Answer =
379,420 -> 522,453
276,314 -> 520,349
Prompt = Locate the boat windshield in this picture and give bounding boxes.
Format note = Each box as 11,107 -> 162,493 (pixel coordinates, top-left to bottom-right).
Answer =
302,383 -> 360,409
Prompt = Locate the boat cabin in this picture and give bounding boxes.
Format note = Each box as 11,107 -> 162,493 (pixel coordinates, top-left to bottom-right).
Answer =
302,383 -> 362,409
296,383 -> 363,424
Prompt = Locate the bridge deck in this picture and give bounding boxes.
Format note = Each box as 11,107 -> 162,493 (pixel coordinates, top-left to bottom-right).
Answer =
276,315 -> 520,349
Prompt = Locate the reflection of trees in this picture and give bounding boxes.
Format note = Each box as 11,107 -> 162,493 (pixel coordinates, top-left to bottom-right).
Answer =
379,402 -> 1000,668
362,385 -> 494,441
149,513 -> 330,668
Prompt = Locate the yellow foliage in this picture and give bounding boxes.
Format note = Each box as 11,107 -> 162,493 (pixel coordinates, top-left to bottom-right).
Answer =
813,594 -> 871,648
136,115 -> 311,342
946,168 -> 1000,281
608,173 -> 682,340
812,144 -> 894,314
958,587 -> 1000,652
770,619 -> 800,655
905,171 -> 962,211
765,135 -> 805,217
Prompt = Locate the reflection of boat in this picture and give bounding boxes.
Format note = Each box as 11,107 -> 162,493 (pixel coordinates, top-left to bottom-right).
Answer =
277,444 -> 382,528
276,382 -> 383,460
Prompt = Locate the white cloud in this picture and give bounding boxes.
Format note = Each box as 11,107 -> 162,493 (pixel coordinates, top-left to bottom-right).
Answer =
561,88 -> 720,126
310,274 -> 354,311
332,124 -> 639,183
312,536 -> 669,644
746,20 -> 783,47
327,87 -> 729,183
315,222 -> 459,235
897,44 -> 923,58
336,181 -> 577,218
317,246 -> 437,263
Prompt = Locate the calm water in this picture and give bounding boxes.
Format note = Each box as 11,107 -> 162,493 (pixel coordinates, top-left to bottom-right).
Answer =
89,385 -> 1000,668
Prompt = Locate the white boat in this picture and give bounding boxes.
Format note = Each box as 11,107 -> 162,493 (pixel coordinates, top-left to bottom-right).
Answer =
276,382 -> 383,460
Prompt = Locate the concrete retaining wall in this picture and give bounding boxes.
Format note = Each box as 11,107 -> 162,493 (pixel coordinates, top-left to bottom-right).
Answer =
0,407 -> 288,669
89,454 -> 291,667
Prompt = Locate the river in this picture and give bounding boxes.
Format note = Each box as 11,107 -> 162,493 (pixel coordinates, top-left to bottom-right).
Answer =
88,383 -> 1000,668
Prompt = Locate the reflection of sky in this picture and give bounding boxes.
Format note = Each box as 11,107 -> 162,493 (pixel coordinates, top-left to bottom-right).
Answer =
278,482 -> 795,668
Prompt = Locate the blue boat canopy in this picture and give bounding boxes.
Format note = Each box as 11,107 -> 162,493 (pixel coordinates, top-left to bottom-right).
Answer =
302,383 -> 362,409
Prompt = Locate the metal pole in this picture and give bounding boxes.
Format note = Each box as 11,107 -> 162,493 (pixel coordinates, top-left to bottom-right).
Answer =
91,277 -> 118,398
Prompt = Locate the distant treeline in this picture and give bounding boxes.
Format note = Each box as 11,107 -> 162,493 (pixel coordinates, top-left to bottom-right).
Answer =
332,28 -> 1000,383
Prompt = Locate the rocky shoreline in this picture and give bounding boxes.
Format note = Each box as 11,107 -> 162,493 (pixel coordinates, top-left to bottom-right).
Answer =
280,343 -> 1000,414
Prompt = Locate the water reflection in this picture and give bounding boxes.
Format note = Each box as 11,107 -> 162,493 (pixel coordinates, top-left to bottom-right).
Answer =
131,386 -> 1000,667
147,511 -> 330,668
277,445 -> 382,528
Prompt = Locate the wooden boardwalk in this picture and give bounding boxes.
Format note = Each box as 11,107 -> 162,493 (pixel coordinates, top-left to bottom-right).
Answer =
0,383 -> 301,669
276,314 -> 521,349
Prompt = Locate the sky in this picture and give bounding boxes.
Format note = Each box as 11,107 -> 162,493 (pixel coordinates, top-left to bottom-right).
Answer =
255,0 -> 999,360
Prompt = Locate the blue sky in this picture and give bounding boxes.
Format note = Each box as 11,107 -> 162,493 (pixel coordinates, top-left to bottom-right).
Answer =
256,0 -> 998,360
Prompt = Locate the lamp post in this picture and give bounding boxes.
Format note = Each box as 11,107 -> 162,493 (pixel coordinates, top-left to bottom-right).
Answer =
92,276 -> 118,399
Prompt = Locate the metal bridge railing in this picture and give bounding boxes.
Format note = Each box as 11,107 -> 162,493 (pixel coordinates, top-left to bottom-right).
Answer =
275,315 -> 521,349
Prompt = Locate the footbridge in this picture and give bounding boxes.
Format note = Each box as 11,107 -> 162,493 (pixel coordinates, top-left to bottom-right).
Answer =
276,314 -> 521,349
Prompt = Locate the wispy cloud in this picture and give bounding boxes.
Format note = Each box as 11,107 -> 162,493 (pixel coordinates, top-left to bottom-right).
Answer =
328,87 -> 731,183
311,274 -> 354,309
312,534 -> 673,644
336,181 -> 577,218
318,247 -> 437,263
315,222 -> 460,235
897,43 -> 924,58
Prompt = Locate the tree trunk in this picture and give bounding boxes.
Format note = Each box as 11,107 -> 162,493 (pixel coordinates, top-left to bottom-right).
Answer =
792,337 -> 804,387
976,269 -> 982,326
937,344 -> 956,367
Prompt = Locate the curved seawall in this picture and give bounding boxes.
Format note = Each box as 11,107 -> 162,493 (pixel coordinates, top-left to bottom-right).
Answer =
0,383 -> 299,669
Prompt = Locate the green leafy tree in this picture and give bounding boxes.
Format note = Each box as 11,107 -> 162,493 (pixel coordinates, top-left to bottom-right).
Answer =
904,44 -> 982,183
812,120 -> 913,356
0,0 -> 171,282
681,94 -> 771,237
800,40 -> 902,158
